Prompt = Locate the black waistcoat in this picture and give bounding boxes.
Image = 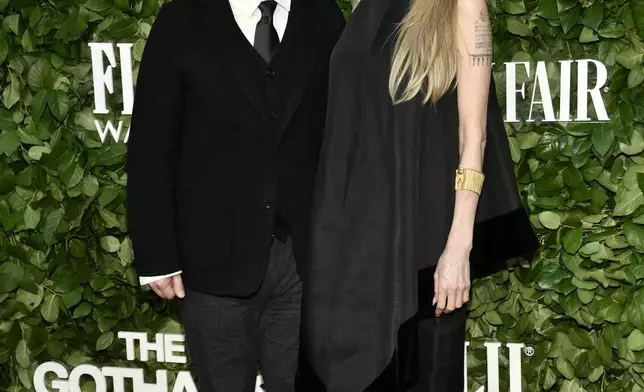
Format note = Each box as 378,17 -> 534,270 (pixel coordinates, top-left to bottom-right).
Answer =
126,0 -> 346,297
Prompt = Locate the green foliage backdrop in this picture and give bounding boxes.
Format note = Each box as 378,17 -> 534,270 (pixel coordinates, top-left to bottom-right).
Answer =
0,0 -> 643,391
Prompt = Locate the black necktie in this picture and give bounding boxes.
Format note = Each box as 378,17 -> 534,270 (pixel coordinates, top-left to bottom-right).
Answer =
254,1 -> 280,64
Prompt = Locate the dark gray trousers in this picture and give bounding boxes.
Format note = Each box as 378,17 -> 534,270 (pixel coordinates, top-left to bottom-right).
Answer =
180,237 -> 302,392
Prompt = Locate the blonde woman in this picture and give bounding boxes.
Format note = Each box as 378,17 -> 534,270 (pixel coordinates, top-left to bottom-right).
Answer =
297,0 -> 538,390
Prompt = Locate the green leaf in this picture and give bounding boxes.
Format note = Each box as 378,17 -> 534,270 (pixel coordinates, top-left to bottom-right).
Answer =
46,90 -> 70,122
27,58 -> 54,91
98,186 -> 120,207
577,289 -> 594,304
579,27 -> 599,43
501,0 -> 526,15
43,209 -> 64,246
0,261 -> 25,293
55,6 -> 89,41
97,316 -> 118,333
628,329 -> 644,351
2,72 -> 20,109
634,0 -> 644,36
72,302 -> 92,319
140,0 -> 158,17
485,310 -> 503,325
569,328 -> 594,349
96,331 -> 114,351
581,1 -> 604,31
15,340 -> 31,368
560,5 -> 580,34
625,221 -> 644,252
616,49 -> 644,70
133,39 -> 146,62
40,292 -> 59,323
16,287 -> 43,312
556,356 -> 576,380
98,207 -> 121,228
539,211 -> 562,229
557,0 -> 578,13
23,206 -> 41,229
3,14 -> 19,35
580,241 -> 601,255
516,132 -> 540,149
100,236 -> 120,253
537,0 -> 558,18
614,186 -> 644,216
85,0 -> 113,12
28,145 -> 51,161
74,107 -> 97,131
628,67 -> 644,89
108,19 -> 138,39
559,378 -> 584,392
82,175 -> 99,197
596,335 -> 613,362
591,123 -> 614,156
0,129 -> 20,156
21,28 -> 35,52
60,288 -> 82,308
60,163 -> 84,189
64,351 -> 91,367
563,228 -> 583,253
563,166 -> 585,188
506,17 -> 532,36
629,291 -> 644,331
118,237 -> 134,265
620,128 -> 644,155
599,25 -> 625,39
508,137 -> 521,163
0,108 -> 17,131
564,293 -> 582,315
0,33 -> 9,65
96,144 -> 127,166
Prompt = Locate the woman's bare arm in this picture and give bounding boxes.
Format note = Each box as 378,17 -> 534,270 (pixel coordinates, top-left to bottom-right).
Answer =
433,0 -> 492,316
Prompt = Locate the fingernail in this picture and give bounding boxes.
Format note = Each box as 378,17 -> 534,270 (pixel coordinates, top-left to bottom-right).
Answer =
178,290 -> 185,298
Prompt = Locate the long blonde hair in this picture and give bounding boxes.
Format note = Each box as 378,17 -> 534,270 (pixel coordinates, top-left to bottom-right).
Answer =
388,0 -> 459,104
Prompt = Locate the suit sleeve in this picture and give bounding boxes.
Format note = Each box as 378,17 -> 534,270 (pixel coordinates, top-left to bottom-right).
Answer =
126,5 -> 183,277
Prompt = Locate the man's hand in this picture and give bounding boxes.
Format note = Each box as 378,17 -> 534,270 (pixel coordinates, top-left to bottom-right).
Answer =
148,275 -> 185,299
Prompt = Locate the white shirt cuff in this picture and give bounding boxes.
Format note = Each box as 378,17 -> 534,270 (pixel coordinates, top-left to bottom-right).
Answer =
139,271 -> 183,286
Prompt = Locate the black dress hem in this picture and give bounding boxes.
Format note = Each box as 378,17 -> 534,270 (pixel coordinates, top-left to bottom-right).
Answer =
297,207 -> 538,392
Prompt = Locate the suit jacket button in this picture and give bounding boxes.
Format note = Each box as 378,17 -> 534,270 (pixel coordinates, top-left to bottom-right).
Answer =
269,110 -> 279,119
264,200 -> 272,209
266,68 -> 275,78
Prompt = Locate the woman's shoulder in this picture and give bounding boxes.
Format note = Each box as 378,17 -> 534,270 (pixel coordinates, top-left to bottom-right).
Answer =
456,0 -> 488,15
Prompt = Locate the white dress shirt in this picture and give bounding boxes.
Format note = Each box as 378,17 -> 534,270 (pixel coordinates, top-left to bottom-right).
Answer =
139,0 -> 291,286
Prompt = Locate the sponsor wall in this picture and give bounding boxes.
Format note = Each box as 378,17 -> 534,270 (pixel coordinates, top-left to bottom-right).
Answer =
0,0 -> 644,391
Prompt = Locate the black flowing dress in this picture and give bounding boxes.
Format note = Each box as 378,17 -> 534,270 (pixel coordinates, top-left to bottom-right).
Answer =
299,0 -> 539,390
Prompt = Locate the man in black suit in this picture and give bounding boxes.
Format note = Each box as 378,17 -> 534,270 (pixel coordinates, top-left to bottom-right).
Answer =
126,0 -> 344,390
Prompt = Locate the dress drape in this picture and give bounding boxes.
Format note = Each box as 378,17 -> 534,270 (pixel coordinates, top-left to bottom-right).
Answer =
300,0 -> 539,390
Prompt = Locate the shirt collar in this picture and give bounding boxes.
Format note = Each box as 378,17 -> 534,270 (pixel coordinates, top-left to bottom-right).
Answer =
231,0 -> 291,18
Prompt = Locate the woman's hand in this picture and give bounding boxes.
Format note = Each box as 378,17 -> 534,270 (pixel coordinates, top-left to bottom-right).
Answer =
433,241 -> 471,317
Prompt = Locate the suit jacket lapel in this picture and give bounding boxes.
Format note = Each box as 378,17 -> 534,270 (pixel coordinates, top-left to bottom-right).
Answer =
271,0 -> 317,140
193,0 -> 271,127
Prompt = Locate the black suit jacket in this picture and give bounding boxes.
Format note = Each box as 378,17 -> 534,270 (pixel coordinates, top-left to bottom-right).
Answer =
126,0 -> 345,297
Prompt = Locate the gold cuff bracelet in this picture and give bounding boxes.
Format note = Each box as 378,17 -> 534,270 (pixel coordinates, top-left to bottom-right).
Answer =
455,167 -> 485,195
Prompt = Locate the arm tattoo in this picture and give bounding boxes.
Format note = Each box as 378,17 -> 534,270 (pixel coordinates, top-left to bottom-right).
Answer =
471,9 -> 492,66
